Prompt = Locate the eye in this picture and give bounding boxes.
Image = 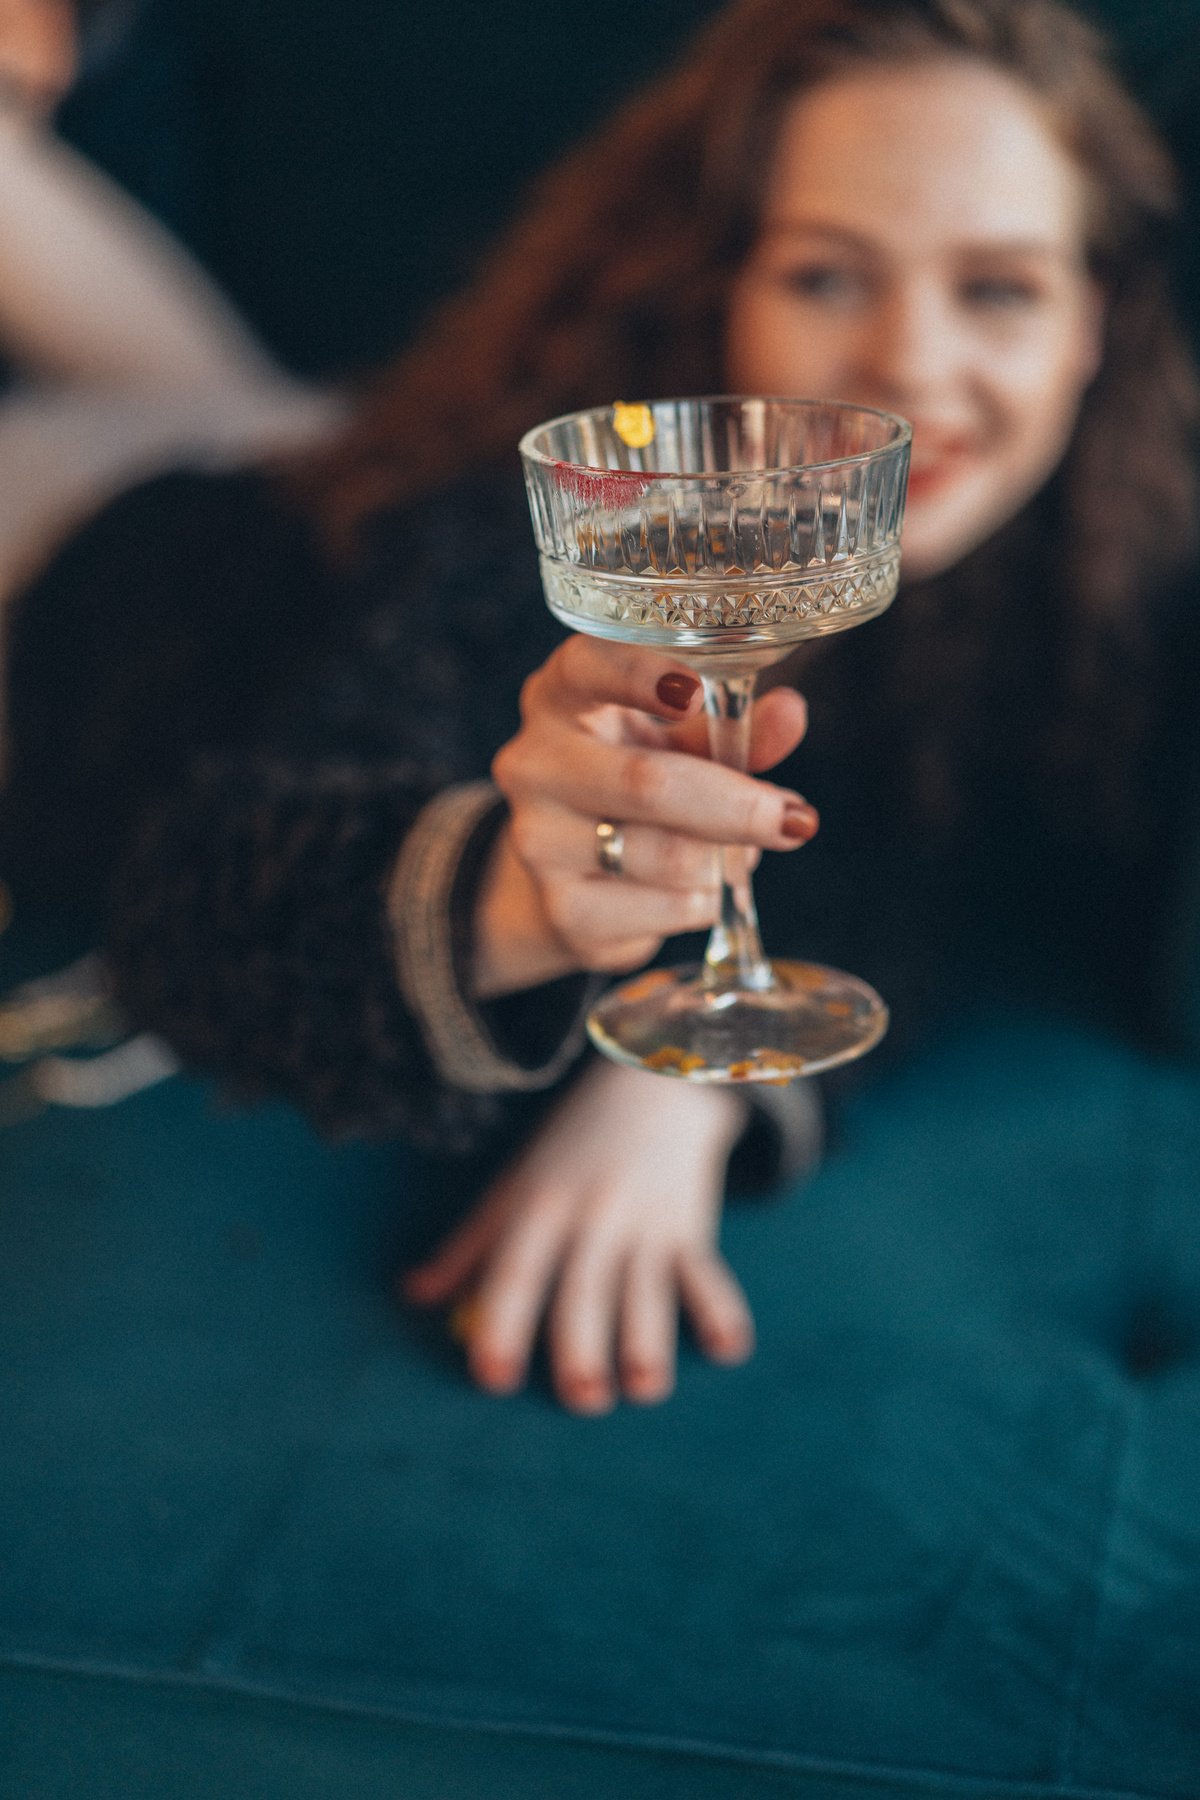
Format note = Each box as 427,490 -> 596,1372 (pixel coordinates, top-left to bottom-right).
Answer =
776,263 -> 868,305
960,276 -> 1042,310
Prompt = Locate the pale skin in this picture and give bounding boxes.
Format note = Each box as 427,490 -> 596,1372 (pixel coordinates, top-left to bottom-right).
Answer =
403,57 -> 1104,1411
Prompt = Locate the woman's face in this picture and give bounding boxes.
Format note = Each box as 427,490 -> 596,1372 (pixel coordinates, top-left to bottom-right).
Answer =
724,59 -> 1104,579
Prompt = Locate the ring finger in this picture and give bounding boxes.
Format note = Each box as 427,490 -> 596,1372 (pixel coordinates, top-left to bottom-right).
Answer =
548,1239 -> 625,1413
516,804 -> 761,891
541,874 -> 720,959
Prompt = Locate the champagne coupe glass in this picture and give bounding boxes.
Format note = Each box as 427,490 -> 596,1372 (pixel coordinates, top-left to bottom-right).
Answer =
518,397 -> 910,1084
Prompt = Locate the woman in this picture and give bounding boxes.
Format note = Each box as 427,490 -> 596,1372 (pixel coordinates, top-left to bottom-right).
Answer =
3,0 -> 1196,1412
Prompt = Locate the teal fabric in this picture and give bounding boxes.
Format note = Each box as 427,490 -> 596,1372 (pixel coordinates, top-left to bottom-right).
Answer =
4,1664 -> 992,1800
3,927 -> 1200,1796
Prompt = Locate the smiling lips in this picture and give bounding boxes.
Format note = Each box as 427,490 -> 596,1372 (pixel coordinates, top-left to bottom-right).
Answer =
905,432 -> 976,499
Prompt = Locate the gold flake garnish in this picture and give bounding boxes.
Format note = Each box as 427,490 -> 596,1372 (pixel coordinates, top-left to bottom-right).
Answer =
612,401 -> 655,449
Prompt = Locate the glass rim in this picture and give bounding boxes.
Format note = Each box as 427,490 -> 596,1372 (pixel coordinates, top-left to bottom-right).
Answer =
518,395 -> 912,480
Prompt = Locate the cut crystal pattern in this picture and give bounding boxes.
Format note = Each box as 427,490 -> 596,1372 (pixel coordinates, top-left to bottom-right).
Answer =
541,549 -> 902,648
521,398 -> 910,652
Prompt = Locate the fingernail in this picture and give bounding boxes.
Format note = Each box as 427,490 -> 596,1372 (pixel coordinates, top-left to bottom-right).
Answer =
565,1375 -> 614,1414
622,1363 -> 671,1403
473,1354 -> 521,1394
705,1328 -> 754,1364
781,801 -> 819,842
656,672 -> 700,711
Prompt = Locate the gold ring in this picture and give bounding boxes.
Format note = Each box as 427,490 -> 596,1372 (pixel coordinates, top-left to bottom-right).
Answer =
595,819 -> 626,876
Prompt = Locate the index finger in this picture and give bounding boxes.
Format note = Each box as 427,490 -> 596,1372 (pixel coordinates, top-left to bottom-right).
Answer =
523,726 -> 817,849
534,635 -> 705,724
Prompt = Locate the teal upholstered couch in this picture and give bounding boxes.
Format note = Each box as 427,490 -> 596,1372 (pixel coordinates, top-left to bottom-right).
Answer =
3,912 -> 1200,1798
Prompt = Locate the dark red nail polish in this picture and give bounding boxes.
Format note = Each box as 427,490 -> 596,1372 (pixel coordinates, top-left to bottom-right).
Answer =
656,672 -> 700,711
781,802 -> 819,841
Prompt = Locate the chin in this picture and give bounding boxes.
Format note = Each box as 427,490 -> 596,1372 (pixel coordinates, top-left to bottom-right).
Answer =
897,495 -> 1018,584
896,529 -> 972,584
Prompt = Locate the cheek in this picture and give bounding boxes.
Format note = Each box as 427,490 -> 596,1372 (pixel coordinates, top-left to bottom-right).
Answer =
724,286 -> 850,394
981,335 -> 1094,495
900,372 -> 1088,579
723,286 -> 781,389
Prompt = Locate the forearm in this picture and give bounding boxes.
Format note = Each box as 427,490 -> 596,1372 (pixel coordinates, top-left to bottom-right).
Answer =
0,108 -> 285,391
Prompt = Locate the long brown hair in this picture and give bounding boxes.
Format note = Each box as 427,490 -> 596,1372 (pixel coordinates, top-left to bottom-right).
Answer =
295,0 -> 1197,604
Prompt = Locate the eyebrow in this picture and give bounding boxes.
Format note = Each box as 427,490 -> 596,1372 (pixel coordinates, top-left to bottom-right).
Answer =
757,221 -> 1067,260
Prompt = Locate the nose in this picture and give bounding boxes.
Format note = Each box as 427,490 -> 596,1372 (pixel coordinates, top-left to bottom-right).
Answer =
855,280 -> 957,410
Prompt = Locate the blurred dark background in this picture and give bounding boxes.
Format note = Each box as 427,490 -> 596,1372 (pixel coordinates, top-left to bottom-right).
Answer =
56,0 -> 1200,381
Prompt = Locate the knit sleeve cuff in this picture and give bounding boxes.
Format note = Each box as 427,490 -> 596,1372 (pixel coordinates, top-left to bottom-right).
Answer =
388,780 -> 593,1094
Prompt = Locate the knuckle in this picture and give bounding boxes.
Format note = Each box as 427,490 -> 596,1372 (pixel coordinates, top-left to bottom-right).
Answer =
547,635 -> 590,703
559,634 -> 590,677
490,738 -> 519,794
661,834 -> 710,889
621,748 -> 669,811
506,807 -> 541,865
744,785 -> 778,841
517,665 -> 546,724
656,832 -> 693,887
609,643 -> 650,693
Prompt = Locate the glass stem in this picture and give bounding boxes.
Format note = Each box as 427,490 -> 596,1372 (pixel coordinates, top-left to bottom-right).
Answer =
700,672 -> 775,992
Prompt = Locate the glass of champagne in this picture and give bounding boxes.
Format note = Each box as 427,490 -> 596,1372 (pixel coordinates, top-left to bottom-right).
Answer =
518,396 -> 910,1084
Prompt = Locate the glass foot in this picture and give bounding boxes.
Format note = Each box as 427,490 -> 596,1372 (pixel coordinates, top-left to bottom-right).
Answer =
586,960 -> 887,1083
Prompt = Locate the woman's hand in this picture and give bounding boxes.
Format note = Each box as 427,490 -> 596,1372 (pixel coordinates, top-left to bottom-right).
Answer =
402,1059 -> 754,1412
473,636 -> 814,998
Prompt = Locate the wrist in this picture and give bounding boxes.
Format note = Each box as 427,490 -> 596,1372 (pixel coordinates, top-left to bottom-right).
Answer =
470,822 -> 577,1000
592,1056 -> 750,1150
